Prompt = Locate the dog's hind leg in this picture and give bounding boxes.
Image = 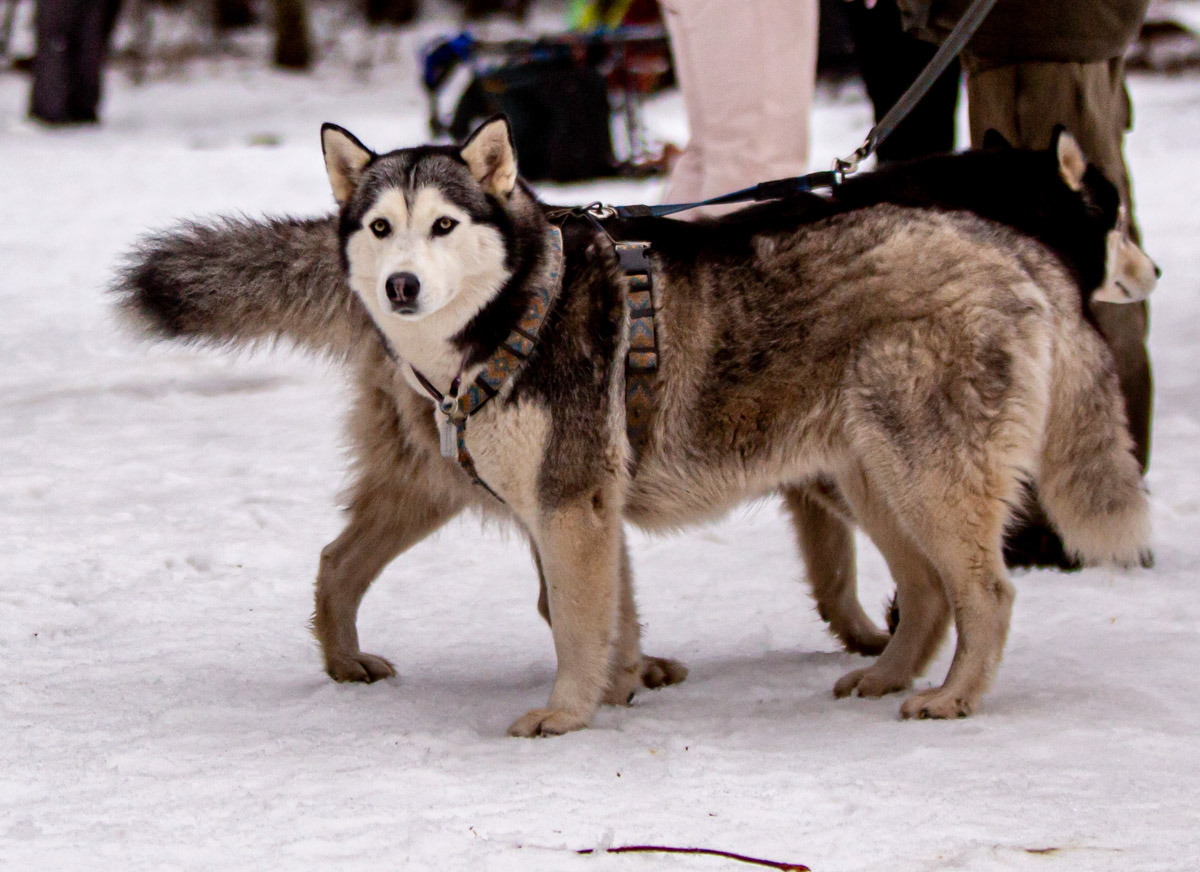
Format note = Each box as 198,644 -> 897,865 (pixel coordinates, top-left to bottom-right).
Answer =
784,481 -> 890,656
532,539 -> 688,702
508,491 -> 624,737
829,466 -> 950,698
846,436 -> 1018,718
843,306 -> 1048,718
894,505 -> 1015,720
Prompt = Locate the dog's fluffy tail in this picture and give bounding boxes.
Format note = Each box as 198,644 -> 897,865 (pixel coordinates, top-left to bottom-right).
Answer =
1036,322 -> 1151,567
112,214 -> 373,360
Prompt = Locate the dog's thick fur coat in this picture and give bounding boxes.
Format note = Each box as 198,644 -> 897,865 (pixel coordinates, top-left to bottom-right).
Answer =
116,119 -> 1149,734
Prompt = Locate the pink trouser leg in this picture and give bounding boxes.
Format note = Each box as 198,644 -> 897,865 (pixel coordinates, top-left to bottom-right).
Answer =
662,0 -> 818,214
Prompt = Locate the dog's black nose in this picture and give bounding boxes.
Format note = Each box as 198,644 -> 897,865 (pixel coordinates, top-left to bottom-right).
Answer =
1154,262 -> 1162,279
385,272 -> 420,311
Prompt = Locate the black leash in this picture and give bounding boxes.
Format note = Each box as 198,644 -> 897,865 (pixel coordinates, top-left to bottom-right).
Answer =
835,0 -> 1000,175
609,0 -> 999,219
612,171 -> 841,219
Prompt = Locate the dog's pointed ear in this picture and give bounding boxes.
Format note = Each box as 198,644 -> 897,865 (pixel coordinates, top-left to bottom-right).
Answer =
1053,126 -> 1087,192
981,128 -> 1012,150
460,115 -> 518,197
322,123 -> 373,205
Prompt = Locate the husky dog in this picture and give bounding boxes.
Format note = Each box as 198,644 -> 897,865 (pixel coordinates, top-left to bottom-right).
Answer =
606,127 -> 1158,655
116,117 -> 1149,735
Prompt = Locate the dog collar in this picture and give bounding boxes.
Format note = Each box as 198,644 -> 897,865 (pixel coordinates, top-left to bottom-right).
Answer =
410,225 -> 564,499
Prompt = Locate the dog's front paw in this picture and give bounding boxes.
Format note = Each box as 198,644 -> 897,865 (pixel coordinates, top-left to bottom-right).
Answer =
324,652 -> 396,683
507,708 -> 590,738
899,687 -> 973,720
641,655 -> 688,689
833,665 -> 912,698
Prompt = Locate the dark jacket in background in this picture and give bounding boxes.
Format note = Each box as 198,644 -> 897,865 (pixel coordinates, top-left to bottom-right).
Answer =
892,0 -> 1155,553
845,0 -> 961,162
897,0 -> 1150,67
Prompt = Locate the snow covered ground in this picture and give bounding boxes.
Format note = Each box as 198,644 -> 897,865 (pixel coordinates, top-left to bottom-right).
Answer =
2,19 -> 1199,871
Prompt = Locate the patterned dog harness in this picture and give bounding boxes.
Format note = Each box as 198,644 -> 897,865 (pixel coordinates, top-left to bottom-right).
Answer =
411,225 -> 659,500
617,240 -> 659,459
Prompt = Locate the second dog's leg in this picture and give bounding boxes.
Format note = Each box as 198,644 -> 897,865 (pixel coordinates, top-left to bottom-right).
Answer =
784,482 -> 890,656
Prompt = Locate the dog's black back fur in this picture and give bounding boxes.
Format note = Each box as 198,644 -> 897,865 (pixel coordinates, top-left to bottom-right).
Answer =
828,135 -> 1121,304
603,133 -> 1122,324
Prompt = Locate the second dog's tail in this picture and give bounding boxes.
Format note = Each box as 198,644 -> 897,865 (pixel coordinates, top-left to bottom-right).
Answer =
112,214 -> 373,360
1036,322 -> 1151,567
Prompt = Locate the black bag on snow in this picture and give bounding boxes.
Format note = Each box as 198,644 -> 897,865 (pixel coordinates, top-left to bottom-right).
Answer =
448,58 -> 616,183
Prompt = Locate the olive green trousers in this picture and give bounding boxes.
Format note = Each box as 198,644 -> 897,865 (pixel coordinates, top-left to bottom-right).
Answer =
967,56 -> 1152,470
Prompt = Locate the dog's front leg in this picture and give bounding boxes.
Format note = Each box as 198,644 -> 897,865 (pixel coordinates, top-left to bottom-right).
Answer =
508,493 -> 623,737
531,538 -> 688,704
314,485 -> 462,683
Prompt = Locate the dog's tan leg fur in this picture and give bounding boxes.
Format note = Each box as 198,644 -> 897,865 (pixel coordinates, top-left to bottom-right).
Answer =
314,493 -> 458,682
837,452 -> 1017,719
839,303 -> 1047,718
532,536 -> 687,703
830,468 -> 950,698
313,355 -> 466,682
784,483 -> 890,656
508,496 -> 623,737
851,437 -> 1021,719
601,538 -> 647,706
897,517 -> 1014,720
607,540 -> 689,702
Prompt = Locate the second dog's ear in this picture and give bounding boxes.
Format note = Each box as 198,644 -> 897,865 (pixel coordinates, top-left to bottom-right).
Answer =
461,115 -> 518,197
1053,126 -> 1087,192
322,123 -> 373,205
981,128 -> 1012,150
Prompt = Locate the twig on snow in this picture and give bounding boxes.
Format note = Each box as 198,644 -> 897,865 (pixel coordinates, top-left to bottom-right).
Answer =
575,844 -> 811,870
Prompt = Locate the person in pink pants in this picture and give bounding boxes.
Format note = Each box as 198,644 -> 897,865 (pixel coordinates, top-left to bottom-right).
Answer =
661,0 -> 819,215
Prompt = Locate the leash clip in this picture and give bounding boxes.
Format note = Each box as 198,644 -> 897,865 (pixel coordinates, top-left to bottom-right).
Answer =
583,202 -> 617,221
833,145 -> 867,181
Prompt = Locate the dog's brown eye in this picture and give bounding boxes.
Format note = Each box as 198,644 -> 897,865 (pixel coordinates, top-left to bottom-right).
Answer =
432,216 -> 458,237
370,218 -> 391,238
